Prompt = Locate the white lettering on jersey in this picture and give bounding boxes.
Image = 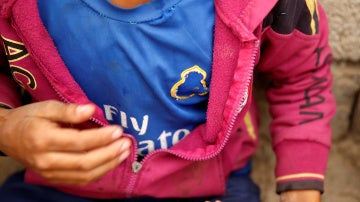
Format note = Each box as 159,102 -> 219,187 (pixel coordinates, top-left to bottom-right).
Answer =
103,104 -> 149,135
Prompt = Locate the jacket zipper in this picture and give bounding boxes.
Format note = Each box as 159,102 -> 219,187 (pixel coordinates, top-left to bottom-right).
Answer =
125,39 -> 260,197
12,11 -> 260,196
42,75 -> 108,126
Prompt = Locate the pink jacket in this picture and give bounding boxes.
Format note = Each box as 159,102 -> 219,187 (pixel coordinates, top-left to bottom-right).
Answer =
0,0 -> 336,199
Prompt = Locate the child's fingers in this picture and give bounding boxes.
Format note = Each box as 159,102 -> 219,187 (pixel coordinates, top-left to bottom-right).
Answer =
39,149 -> 131,185
32,100 -> 96,124
31,138 -> 131,172
44,125 -> 124,152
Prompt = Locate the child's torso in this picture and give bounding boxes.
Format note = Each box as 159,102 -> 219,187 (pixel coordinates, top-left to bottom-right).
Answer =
37,0 -> 215,156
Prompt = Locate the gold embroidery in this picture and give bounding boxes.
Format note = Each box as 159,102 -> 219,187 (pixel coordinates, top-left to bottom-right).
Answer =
170,65 -> 208,100
10,65 -> 37,90
1,35 -> 29,62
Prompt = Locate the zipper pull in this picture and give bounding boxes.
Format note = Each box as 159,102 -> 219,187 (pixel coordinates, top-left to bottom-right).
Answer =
132,162 -> 142,173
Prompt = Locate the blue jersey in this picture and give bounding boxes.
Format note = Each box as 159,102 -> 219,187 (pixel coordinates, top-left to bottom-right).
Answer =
38,0 -> 215,156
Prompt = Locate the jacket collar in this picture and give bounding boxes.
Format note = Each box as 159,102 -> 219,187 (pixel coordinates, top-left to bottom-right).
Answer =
0,0 -> 16,17
215,0 -> 278,41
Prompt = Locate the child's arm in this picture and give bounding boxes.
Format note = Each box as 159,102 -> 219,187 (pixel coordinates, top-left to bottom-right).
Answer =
203,190 -> 320,202
258,0 -> 335,197
0,101 -> 131,185
0,42 -> 132,184
280,190 -> 320,202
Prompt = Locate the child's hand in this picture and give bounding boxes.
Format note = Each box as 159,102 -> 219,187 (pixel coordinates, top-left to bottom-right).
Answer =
280,190 -> 321,202
0,100 -> 131,185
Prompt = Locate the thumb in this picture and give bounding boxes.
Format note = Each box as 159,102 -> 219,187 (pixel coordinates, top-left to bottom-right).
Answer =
34,100 -> 96,124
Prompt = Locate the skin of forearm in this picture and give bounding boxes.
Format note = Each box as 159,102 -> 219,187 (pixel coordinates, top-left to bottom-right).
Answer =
280,190 -> 321,202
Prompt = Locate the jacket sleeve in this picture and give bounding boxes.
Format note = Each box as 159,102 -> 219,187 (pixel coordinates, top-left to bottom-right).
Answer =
256,0 -> 336,194
0,37 -> 22,109
0,34 -> 23,156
